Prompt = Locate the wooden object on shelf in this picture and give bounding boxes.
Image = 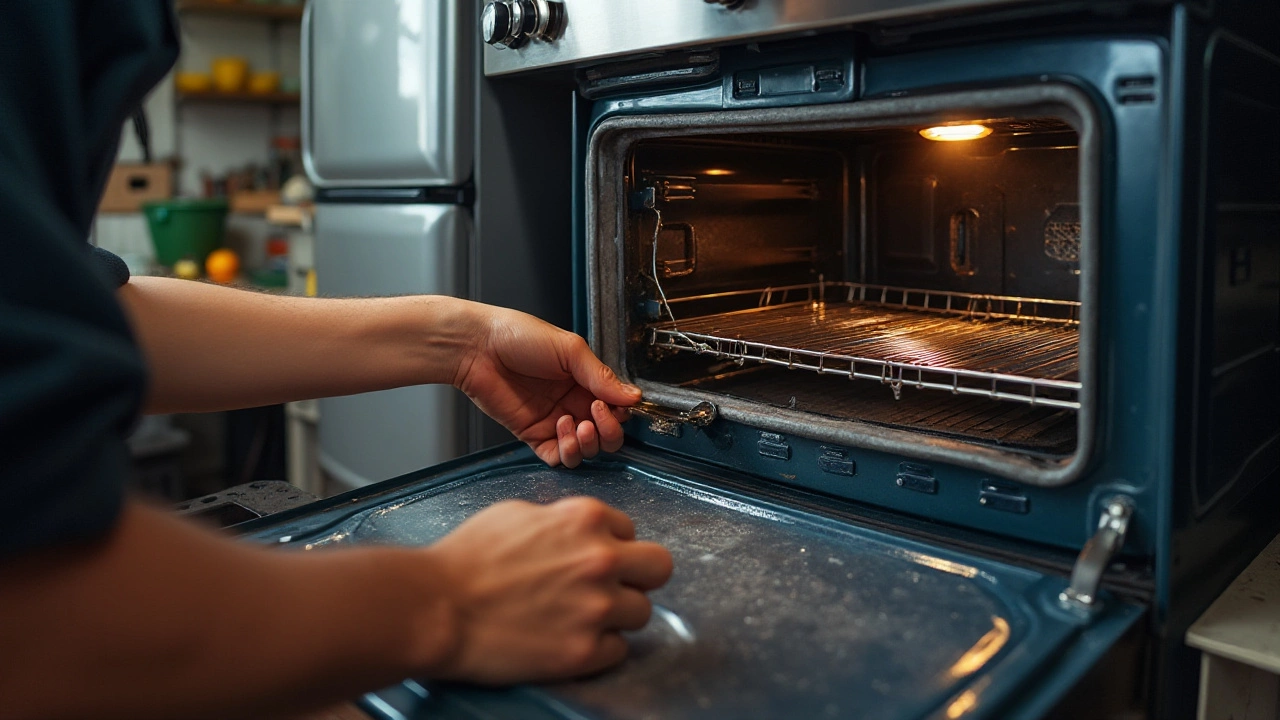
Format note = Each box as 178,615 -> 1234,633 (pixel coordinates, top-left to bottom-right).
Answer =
266,204 -> 313,228
99,163 -> 173,213
174,0 -> 304,21
176,89 -> 301,106
230,190 -> 282,215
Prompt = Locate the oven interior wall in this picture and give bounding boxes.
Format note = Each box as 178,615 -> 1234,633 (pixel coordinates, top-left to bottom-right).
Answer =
866,124 -> 1080,301
627,121 -> 1082,457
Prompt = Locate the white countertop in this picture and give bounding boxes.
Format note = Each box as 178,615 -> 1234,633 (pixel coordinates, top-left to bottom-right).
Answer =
1186,533 -> 1280,673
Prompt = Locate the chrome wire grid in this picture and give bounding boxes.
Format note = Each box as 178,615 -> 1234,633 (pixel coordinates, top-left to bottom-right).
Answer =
648,282 -> 1082,409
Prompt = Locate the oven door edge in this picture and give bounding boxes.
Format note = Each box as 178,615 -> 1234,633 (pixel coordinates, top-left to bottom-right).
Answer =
585,82 -> 1102,488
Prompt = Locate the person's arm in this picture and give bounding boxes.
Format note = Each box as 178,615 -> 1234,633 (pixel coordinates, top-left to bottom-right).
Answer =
0,497 -> 672,720
119,276 -> 640,467
118,276 -> 475,414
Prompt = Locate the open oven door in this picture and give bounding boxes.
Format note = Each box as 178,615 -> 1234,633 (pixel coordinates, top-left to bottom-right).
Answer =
242,444 -> 1144,720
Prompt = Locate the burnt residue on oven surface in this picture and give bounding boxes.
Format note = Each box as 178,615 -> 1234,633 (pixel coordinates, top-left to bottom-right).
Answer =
289,459 -> 1136,720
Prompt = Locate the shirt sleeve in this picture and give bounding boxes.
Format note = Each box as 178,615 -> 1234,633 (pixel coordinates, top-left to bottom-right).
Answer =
0,3 -> 174,557
0,217 -> 145,556
92,246 -> 132,288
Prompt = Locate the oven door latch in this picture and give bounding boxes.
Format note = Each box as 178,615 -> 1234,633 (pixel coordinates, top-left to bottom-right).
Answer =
631,400 -> 717,437
1059,496 -> 1134,611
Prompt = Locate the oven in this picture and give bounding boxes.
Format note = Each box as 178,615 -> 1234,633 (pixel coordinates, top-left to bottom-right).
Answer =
241,2 -> 1280,718
591,85 -> 1097,492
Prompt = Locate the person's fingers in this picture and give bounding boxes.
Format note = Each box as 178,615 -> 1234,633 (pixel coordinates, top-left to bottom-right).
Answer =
553,385 -> 598,425
555,376 -> 633,440
604,588 -> 654,631
576,419 -> 600,459
557,415 -> 583,468
611,405 -> 632,424
563,337 -> 642,408
576,632 -> 629,677
599,505 -> 637,541
555,497 -> 636,540
532,438 -> 562,466
592,400 -> 626,454
615,541 -> 674,590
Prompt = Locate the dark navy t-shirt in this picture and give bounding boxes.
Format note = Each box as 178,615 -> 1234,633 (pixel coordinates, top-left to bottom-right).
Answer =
0,2 -> 178,556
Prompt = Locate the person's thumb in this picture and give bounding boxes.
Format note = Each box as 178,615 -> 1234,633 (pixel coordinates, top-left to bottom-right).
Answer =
567,340 -> 642,406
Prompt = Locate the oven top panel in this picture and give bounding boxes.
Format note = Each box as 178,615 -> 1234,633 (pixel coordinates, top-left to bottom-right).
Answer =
481,0 -> 1156,76
247,445 -> 1142,720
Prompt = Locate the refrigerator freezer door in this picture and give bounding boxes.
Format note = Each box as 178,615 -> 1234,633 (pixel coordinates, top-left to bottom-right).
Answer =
303,0 -> 474,188
315,203 -> 470,487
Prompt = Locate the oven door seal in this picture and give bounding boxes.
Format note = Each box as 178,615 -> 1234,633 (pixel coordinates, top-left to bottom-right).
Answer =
586,82 -> 1101,487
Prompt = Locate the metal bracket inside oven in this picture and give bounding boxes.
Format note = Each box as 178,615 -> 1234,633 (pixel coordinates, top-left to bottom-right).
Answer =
1059,496 -> 1134,611
631,399 -> 717,437
631,176 -> 696,209
656,222 -> 697,277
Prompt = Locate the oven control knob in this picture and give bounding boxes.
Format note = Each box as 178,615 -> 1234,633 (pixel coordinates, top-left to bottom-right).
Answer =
481,2 -> 516,48
481,0 -> 564,49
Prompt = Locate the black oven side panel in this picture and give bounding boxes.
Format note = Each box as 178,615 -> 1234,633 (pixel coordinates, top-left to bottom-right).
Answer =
1164,6 -> 1280,720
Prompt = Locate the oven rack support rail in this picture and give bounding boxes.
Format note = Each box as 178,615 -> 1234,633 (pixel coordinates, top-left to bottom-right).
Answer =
664,281 -> 1083,325
649,282 -> 1083,410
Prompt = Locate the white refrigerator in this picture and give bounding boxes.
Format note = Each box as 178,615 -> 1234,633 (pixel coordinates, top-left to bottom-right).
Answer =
303,0 -> 475,488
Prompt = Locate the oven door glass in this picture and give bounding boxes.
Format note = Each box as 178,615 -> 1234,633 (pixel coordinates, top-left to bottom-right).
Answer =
243,444 -> 1143,720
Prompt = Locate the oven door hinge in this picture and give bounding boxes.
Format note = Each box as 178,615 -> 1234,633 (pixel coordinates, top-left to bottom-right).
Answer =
1059,496 -> 1134,611
631,400 -> 717,437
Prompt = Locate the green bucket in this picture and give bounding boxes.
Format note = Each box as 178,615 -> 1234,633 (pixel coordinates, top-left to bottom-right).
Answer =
141,199 -> 229,267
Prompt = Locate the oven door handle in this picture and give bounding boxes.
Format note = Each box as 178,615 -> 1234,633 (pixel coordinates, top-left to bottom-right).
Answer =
631,400 -> 718,435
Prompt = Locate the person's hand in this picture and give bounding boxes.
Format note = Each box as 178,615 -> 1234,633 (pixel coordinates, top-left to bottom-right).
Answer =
453,305 -> 641,467
425,497 -> 674,684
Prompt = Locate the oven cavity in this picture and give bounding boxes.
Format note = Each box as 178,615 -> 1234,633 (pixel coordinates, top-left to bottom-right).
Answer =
623,117 -> 1085,461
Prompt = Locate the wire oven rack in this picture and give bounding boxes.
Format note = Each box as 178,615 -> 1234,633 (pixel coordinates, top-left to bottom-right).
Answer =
648,282 -> 1082,409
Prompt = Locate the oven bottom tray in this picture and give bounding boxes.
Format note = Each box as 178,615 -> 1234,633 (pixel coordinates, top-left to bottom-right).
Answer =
649,296 -> 1081,409
253,449 -> 1142,720
680,367 -> 1077,455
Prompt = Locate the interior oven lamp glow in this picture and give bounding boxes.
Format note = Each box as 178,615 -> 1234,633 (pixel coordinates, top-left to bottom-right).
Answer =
919,124 -> 994,141
702,168 -> 734,176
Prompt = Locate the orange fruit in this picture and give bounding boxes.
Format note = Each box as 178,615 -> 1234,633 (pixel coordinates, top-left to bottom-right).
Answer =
205,248 -> 240,284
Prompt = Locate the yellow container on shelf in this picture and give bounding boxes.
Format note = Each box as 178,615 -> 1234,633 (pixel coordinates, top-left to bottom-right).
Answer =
211,56 -> 250,93
247,71 -> 281,95
175,71 -> 212,94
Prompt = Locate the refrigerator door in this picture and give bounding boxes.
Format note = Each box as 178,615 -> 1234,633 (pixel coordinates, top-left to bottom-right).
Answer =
303,0 -> 474,188
314,203 -> 470,487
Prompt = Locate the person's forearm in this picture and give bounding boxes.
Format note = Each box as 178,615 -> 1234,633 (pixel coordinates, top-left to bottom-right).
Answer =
118,276 -> 483,413
0,503 -> 458,720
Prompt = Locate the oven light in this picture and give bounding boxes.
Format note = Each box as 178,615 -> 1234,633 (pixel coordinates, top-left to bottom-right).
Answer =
919,124 -> 993,142
702,168 -> 734,176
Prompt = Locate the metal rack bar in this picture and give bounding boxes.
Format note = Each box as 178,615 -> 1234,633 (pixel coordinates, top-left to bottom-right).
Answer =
648,285 -> 1082,409
666,281 -> 1081,325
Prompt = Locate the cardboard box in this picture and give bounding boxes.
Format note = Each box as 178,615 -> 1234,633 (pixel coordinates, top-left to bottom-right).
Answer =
230,189 -> 282,215
99,163 -> 173,213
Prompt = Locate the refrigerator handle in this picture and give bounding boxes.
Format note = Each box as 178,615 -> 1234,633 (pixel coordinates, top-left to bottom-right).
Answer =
300,0 -> 318,186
